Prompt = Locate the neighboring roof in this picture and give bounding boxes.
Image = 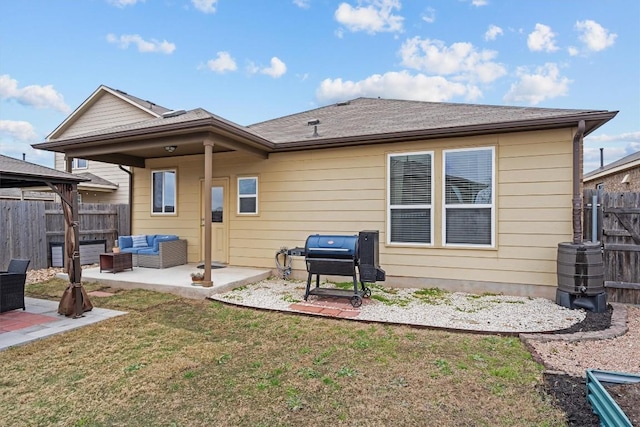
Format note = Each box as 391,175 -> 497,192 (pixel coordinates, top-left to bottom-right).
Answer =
584,150 -> 640,181
47,85 -> 172,140
75,172 -> 119,191
248,98 -> 616,147
0,154 -> 88,189
0,188 -> 55,201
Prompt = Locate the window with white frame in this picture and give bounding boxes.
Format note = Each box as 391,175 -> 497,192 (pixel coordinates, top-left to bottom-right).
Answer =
387,152 -> 433,244
238,177 -> 258,214
151,169 -> 176,214
443,147 -> 494,246
72,158 -> 87,169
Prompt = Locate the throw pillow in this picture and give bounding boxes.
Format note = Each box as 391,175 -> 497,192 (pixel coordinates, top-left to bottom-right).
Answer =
132,235 -> 148,248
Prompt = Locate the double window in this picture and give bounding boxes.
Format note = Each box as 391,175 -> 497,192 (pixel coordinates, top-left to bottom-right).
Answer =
388,147 -> 494,247
237,177 -> 258,214
151,169 -> 176,214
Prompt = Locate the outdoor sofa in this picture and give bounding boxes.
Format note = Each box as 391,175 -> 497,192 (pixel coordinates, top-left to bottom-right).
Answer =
118,234 -> 187,269
0,258 -> 30,313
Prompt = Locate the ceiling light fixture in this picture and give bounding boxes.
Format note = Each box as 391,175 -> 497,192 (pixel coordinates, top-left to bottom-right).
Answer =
164,145 -> 177,153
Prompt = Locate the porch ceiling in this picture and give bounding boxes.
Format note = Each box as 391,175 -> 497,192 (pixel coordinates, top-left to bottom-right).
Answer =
65,133 -> 236,168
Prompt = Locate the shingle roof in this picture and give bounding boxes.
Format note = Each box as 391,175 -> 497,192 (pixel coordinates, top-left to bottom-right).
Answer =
0,154 -> 88,188
248,97 -> 612,144
584,150 -> 640,179
106,86 -> 172,115
75,172 -> 118,189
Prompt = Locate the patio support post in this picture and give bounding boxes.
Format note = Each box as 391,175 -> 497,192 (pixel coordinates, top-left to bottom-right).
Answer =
202,139 -> 214,287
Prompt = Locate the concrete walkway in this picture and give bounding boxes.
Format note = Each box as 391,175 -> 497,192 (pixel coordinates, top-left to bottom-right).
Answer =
0,297 -> 126,351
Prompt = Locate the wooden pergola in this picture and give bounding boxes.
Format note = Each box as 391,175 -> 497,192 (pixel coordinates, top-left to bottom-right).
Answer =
0,154 -> 92,317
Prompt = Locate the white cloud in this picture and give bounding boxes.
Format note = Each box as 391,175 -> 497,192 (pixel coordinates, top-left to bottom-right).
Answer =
471,0 -> 487,5
335,0 -> 404,34
106,33 -> 176,54
0,120 -> 38,142
247,57 -> 287,78
399,37 -> 506,83
484,25 -> 503,41
192,0 -> 218,14
107,0 -> 144,7
527,23 -> 558,52
316,70 -> 482,104
503,63 -> 571,105
261,57 -> 287,78
421,7 -> 435,24
204,51 -> 237,73
575,20 -> 617,52
586,131 -> 640,144
293,0 -> 311,8
567,46 -> 579,56
0,75 -> 70,113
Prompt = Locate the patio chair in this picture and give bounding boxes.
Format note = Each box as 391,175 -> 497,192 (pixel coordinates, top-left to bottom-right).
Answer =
0,259 -> 30,313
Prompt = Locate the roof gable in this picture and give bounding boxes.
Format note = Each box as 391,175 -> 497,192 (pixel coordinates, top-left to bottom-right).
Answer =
47,85 -> 172,140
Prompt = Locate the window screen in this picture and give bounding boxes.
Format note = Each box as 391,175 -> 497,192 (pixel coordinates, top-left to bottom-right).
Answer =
388,152 -> 433,244
443,148 -> 494,246
152,170 -> 176,214
238,177 -> 258,214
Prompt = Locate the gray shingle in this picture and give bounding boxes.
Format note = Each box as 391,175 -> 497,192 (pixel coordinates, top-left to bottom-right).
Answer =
248,97 -> 608,144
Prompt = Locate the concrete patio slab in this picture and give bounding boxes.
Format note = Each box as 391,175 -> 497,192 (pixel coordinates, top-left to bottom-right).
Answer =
59,263 -> 273,299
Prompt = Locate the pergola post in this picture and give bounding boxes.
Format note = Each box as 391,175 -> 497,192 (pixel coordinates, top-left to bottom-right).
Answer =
202,139 -> 214,287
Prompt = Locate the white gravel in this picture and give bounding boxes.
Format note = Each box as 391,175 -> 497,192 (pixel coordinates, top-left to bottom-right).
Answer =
212,278 -> 586,333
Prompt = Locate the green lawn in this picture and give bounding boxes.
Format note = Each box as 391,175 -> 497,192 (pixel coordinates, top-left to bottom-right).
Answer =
0,278 -> 567,426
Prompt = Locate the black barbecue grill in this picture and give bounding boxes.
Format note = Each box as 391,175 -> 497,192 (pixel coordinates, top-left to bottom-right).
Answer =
302,230 -> 385,307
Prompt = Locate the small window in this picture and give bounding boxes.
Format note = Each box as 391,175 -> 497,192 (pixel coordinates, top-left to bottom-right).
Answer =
72,158 -> 87,169
238,177 -> 258,214
151,169 -> 176,214
443,147 -> 494,247
387,152 -> 433,245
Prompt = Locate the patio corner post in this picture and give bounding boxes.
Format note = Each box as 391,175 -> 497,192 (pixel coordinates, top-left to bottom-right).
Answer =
202,139 -> 214,287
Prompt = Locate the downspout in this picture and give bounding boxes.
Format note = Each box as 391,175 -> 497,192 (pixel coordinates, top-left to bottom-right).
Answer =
119,165 -> 133,236
572,120 -> 585,244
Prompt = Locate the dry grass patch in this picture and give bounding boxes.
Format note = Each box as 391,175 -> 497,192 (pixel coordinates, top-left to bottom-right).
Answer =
0,279 -> 569,426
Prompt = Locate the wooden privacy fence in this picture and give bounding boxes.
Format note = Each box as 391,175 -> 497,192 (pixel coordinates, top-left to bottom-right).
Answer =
0,201 -> 129,270
583,189 -> 640,304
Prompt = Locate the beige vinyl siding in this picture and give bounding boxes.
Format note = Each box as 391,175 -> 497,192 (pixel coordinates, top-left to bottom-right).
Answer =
52,92 -> 155,204
133,127 -> 575,298
54,93 -> 153,139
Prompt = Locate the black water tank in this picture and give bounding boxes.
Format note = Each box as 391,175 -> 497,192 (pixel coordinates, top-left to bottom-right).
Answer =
557,241 -> 605,295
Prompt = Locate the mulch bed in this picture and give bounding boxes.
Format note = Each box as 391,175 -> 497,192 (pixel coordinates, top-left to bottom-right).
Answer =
541,305 -> 640,425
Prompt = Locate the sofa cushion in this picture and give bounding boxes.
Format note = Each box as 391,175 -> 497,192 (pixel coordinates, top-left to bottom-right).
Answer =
152,235 -> 179,251
118,236 -> 133,249
132,235 -> 148,248
137,248 -> 158,255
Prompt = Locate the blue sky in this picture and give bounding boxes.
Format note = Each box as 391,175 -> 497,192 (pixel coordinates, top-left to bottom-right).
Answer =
1,0 -> 638,172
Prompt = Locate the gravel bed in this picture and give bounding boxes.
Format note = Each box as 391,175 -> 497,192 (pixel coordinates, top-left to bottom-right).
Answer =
212,278 -> 586,333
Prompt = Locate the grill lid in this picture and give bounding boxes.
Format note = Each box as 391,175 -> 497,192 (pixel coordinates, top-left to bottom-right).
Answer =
305,234 -> 358,258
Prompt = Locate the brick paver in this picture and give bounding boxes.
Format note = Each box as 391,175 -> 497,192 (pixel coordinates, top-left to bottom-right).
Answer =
0,311 -> 58,333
